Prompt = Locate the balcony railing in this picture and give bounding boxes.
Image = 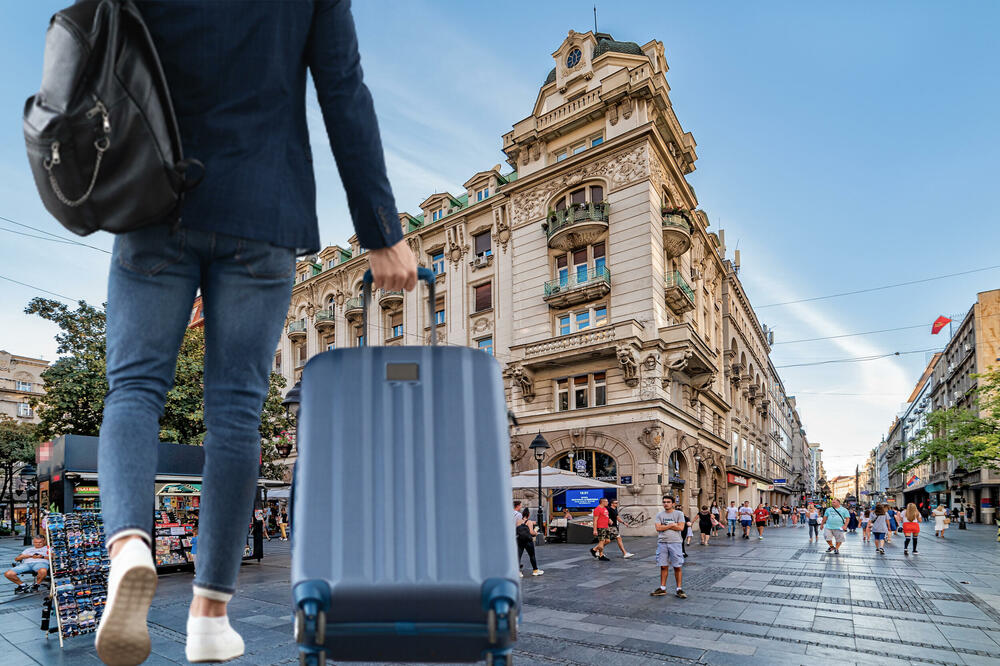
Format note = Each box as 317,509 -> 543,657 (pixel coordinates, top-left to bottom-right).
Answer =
287,320 -> 307,339
543,266 -> 611,296
344,297 -> 364,311
543,202 -> 610,240
664,271 -> 695,314
314,310 -> 336,329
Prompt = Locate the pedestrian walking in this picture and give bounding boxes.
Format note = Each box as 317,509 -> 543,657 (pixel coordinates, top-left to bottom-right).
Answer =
515,507 -> 543,578
798,505 -> 808,528
861,509 -> 871,543
753,503 -> 770,540
697,506 -> 720,546
279,509 -> 289,541
820,498 -> 850,555
725,501 -> 739,537
847,508 -> 859,533
807,503 -> 820,542
591,497 -> 612,561
870,504 -> 889,555
513,500 -> 525,526
887,506 -> 898,543
650,496 -> 688,599
710,502 -> 721,536
608,499 -> 635,559
771,505 -> 781,527
933,504 -> 949,538
903,503 -> 921,555
738,501 -> 753,539
781,503 -> 792,526
966,504 -> 975,523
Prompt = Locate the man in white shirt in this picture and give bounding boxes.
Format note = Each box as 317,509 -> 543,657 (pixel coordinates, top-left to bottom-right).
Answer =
725,501 -> 739,538
513,500 -> 524,526
738,501 -> 754,539
4,535 -> 49,592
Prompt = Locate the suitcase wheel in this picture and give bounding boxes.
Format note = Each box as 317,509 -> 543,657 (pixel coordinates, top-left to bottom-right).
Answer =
487,599 -> 516,645
294,605 -> 326,646
485,650 -> 513,665
298,648 -> 325,666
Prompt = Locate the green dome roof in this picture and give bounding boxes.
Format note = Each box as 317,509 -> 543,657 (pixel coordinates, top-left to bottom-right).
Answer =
544,67 -> 556,85
593,38 -> 644,58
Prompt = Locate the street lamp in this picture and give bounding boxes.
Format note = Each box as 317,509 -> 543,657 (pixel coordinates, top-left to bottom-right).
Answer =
528,433 -> 549,546
278,381 -> 302,459
19,464 -> 36,546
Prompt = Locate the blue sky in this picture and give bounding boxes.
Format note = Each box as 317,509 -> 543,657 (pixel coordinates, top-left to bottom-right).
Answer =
2,1 -> 998,475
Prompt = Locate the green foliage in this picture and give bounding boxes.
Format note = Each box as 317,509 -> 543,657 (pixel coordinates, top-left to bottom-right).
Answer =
0,415 -> 38,516
25,298 -> 292,481
24,298 -> 107,440
894,365 -> 1000,474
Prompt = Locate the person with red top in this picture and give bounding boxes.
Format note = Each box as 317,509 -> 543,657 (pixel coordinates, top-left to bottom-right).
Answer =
753,503 -> 770,540
590,497 -> 612,561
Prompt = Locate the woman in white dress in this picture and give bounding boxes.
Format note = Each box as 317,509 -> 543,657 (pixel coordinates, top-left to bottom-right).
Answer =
933,504 -> 949,537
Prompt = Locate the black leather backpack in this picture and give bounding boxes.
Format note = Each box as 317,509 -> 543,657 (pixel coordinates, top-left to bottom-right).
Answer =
23,0 -> 202,236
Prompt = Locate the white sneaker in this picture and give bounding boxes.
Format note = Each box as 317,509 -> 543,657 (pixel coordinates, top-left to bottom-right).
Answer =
623,552 -> 635,559
95,539 -> 158,666
185,615 -> 245,663
758,536 -> 763,540
518,571 -> 523,578
532,569 -> 544,576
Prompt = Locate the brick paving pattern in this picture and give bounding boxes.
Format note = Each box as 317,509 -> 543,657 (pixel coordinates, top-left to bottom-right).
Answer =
0,522 -> 999,664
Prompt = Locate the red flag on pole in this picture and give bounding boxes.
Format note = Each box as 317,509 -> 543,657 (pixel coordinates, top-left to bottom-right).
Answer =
931,316 -> 952,335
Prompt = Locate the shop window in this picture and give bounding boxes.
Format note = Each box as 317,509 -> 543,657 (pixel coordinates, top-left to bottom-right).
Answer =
478,337 -> 493,355
555,449 -> 618,484
473,231 -> 492,257
474,282 -> 492,312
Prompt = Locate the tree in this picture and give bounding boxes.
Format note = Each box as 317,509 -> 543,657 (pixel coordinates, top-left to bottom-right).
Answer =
895,365 -> 1000,474
26,298 -> 292,480
0,416 -> 38,532
24,298 -> 107,440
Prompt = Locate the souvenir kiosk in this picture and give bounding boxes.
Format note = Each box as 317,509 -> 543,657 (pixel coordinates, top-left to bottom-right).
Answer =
37,434 -> 281,571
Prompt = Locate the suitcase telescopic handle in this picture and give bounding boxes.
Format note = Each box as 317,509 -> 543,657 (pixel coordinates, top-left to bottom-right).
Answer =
361,266 -> 437,346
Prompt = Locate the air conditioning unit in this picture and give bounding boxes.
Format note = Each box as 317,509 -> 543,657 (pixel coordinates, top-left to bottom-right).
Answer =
474,254 -> 490,268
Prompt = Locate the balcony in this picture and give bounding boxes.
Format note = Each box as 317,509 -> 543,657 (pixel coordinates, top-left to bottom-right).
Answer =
661,209 -> 692,258
543,267 -> 611,309
542,202 -> 609,251
344,297 -> 364,320
314,310 -> 336,332
664,271 -> 695,315
287,320 -> 307,342
510,319 -> 644,370
379,289 -> 403,309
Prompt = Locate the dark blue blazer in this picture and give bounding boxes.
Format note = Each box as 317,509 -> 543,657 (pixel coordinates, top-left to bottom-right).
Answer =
136,0 -> 401,254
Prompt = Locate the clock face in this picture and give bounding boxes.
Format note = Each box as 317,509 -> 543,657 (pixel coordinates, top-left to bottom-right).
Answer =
566,48 -> 582,69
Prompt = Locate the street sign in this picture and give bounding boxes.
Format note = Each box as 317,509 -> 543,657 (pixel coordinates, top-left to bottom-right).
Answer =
620,475 -> 632,485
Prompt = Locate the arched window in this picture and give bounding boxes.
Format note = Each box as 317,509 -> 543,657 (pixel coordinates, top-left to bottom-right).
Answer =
553,183 -> 604,211
555,448 -> 617,483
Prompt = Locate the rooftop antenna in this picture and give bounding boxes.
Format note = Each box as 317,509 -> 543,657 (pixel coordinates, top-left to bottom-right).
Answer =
594,5 -> 598,33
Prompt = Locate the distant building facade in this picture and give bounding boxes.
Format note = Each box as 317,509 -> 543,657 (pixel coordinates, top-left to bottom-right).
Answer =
0,350 -> 47,424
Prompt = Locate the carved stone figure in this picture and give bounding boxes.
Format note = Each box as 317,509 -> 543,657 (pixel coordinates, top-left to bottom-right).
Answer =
510,439 -> 527,466
665,349 -> 694,372
616,344 -> 639,386
642,353 -> 659,371
638,424 -> 663,460
608,104 -> 619,126
505,365 -> 535,402
492,207 -> 511,252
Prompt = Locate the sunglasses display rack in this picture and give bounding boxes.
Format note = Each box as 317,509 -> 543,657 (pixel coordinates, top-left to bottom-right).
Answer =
45,512 -> 110,648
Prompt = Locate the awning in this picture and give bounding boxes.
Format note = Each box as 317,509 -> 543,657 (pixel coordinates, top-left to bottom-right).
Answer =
511,466 -> 620,491
267,487 -> 291,499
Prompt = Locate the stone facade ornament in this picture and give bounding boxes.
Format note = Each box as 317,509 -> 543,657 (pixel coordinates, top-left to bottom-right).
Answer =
505,364 -> 535,402
627,483 -> 644,497
510,438 -> 527,466
620,96 -> 633,120
608,104 -> 619,126
616,344 -> 639,386
530,143 -> 541,162
638,424 -> 664,460
472,317 -> 492,335
642,353 -> 659,371
0,351 -> 14,372
492,206 -> 511,253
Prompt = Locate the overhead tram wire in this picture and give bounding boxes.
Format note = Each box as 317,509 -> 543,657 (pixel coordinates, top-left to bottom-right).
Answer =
756,264 -> 1000,308
0,274 -> 81,303
775,347 -> 942,369
0,214 -> 111,254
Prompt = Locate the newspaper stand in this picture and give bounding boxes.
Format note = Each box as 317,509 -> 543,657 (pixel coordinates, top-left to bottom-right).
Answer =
44,512 -> 109,648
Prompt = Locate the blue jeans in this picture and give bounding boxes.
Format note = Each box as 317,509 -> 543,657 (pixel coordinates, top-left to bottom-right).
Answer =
99,226 -> 294,595
727,519 -> 737,534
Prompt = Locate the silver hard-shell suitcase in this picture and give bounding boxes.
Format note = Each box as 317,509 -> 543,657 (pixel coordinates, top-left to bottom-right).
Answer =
291,268 -> 520,665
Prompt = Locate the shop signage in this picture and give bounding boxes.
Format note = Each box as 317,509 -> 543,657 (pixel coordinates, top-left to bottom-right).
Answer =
668,474 -> 685,486
620,475 -> 632,485
74,485 -> 100,495
772,478 -> 787,485
574,459 -> 587,473
727,473 -> 748,487
755,481 -> 773,491
158,483 -> 202,495
982,498 -> 993,508
925,482 -> 947,493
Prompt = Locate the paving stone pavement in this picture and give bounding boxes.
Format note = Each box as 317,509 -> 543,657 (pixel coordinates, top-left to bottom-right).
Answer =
1,523 -> 999,665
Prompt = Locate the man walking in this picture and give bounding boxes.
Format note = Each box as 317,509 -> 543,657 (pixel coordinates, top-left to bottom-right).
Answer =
820,498 -> 851,555
591,497 -> 612,561
738,501 -> 753,539
781,503 -> 792,526
92,3 -> 419,663
608,499 -> 635,558
513,500 -> 525,526
725,501 -> 739,537
650,496 -> 689,599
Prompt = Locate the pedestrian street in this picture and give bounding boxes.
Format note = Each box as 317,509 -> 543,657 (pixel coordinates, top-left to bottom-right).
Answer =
2,523 -> 1000,665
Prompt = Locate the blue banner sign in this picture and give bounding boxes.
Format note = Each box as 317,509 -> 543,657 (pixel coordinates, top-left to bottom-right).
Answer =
565,489 -> 603,509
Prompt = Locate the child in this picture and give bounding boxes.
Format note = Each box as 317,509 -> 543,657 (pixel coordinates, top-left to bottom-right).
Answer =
861,509 -> 871,543
870,505 -> 889,555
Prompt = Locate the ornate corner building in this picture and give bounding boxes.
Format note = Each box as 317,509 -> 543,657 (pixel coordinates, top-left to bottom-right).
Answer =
274,31 -> 811,528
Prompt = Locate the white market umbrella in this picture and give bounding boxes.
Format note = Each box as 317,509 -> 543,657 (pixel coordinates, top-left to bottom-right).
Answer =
511,466 -> 619,491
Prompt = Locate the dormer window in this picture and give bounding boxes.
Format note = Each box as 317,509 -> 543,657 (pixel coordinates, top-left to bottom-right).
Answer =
432,209 -> 444,221
476,187 -> 489,202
